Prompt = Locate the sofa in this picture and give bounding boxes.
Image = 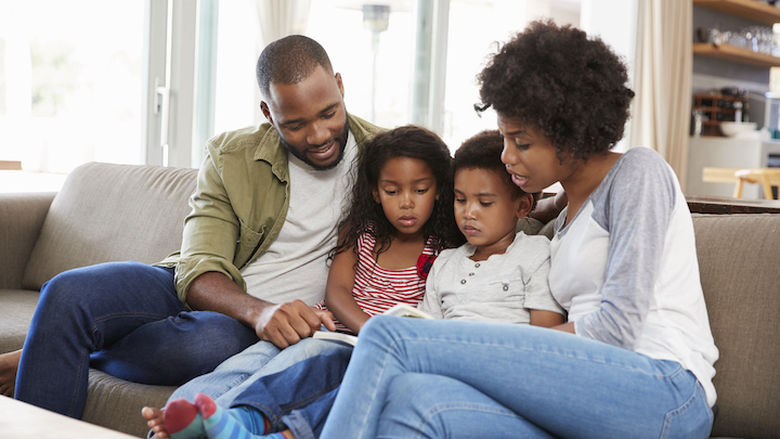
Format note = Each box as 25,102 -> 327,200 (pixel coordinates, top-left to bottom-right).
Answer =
1,161 -> 778,438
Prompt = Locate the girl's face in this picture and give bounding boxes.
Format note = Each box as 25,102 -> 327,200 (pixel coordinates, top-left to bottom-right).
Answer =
497,114 -> 575,193
372,157 -> 438,238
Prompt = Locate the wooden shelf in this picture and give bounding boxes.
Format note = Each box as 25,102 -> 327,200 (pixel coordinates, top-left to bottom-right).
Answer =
693,0 -> 780,25
693,42 -> 780,67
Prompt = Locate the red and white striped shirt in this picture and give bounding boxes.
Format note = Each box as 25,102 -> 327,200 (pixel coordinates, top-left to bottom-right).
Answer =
319,231 -> 437,333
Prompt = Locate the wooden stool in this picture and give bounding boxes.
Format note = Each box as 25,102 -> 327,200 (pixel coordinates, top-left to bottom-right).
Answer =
733,168 -> 780,200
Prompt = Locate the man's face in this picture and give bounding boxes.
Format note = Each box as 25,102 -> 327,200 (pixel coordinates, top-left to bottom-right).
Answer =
261,65 -> 349,170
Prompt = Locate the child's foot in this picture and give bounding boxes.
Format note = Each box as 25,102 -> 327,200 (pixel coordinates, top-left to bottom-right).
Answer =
142,398 -> 205,439
142,406 -> 170,439
0,349 -> 21,397
194,393 -> 285,439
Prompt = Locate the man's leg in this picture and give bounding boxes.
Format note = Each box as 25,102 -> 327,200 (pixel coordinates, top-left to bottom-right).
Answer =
15,262 -> 185,417
91,309 -> 258,385
15,261 -> 258,418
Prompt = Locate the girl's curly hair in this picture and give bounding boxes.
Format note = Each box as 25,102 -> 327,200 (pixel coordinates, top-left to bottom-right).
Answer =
331,125 -> 460,259
476,20 -> 635,161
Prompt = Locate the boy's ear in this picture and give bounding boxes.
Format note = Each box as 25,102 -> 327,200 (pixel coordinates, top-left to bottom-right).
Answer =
515,193 -> 534,219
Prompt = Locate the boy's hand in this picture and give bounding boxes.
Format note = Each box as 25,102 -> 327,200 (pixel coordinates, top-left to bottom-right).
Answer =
254,300 -> 336,348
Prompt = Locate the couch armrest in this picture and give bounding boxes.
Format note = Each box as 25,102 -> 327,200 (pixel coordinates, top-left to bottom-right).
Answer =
0,192 -> 55,289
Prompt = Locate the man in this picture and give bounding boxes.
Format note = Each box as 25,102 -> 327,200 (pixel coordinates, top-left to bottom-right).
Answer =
0,34 -> 381,419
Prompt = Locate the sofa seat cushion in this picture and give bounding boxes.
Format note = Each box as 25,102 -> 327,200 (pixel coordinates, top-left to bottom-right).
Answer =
21,162 -> 198,290
83,368 -> 175,437
0,289 -> 39,353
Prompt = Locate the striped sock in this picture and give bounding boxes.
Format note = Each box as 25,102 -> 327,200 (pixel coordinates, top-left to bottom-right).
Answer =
163,398 -> 205,439
194,393 -> 285,439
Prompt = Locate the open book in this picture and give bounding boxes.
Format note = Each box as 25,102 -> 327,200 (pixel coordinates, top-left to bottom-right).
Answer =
312,303 -> 433,346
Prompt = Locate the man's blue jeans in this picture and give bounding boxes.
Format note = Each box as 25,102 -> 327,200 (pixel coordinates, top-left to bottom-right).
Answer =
15,261 -> 259,418
320,316 -> 715,439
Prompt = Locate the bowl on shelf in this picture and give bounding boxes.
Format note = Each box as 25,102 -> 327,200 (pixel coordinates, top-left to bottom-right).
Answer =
720,121 -> 757,137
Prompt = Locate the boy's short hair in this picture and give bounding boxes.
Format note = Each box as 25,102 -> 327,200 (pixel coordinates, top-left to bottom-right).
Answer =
453,130 -> 540,209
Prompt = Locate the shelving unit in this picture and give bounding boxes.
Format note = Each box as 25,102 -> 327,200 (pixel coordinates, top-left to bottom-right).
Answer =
693,43 -> 780,67
693,0 -> 780,25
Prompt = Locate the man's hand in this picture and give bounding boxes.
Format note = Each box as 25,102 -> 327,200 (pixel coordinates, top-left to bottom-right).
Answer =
254,300 -> 337,348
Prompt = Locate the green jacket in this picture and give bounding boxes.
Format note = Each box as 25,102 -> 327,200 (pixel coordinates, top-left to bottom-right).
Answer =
159,113 -> 382,304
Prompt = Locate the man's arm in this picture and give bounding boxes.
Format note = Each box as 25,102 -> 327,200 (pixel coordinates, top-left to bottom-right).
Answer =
186,272 -> 335,348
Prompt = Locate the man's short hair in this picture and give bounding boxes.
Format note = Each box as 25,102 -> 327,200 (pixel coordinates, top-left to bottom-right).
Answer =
256,35 -> 334,98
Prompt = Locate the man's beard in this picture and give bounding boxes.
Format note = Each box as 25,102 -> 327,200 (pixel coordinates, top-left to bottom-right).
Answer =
279,118 -> 351,171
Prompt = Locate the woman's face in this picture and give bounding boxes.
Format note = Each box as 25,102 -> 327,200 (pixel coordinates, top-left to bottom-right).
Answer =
497,114 -> 574,193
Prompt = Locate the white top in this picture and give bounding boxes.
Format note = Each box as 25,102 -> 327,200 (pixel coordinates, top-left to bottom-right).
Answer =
420,232 -> 563,323
241,132 -> 358,305
549,147 -> 719,407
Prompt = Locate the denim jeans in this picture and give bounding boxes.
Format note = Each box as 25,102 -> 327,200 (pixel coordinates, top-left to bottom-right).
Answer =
169,337 -> 352,439
229,343 -> 352,439
320,316 -> 714,439
15,261 -> 258,418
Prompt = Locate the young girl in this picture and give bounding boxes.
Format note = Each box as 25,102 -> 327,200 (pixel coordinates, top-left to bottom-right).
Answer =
419,129 -> 563,328
320,21 -> 718,439
145,125 -> 458,439
318,124 -> 458,333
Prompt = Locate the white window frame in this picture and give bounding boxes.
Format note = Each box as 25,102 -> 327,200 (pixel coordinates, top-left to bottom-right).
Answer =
143,0 -> 198,168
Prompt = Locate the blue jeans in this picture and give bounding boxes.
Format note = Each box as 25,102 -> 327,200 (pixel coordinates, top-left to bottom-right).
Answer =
170,338 -> 352,439
229,343 -> 352,439
320,316 -> 714,439
15,261 -> 258,418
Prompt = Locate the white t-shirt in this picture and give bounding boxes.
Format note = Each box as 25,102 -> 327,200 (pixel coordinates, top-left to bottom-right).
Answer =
241,133 -> 358,305
549,147 -> 719,407
420,232 -> 563,323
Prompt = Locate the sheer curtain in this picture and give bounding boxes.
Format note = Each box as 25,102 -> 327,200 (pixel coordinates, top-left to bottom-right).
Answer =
253,0 -> 311,47
629,0 -> 692,188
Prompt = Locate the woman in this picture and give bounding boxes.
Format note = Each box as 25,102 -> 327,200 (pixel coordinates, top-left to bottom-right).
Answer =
319,21 -> 718,439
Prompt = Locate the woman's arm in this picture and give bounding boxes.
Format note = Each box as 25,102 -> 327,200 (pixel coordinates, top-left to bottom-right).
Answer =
324,245 -> 371,333
529,309 -> 565,328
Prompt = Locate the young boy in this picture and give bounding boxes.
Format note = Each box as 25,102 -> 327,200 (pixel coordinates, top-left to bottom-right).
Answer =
419,129 -> 563,327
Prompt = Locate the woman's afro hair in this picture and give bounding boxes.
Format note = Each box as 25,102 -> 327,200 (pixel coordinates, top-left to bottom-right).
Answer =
477,20 -> 635,160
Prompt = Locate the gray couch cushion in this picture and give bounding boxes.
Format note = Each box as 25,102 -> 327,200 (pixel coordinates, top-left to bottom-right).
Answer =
692,214 -> 780,439
0,289 -> 39,353
22,162 -> 198,290
83,369 -> 175,437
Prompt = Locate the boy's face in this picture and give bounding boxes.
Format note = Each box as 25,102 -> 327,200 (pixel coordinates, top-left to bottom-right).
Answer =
454,167 -> 530,258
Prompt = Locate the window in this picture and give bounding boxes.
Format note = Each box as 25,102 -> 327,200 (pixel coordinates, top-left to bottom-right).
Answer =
0,0 -> 145,184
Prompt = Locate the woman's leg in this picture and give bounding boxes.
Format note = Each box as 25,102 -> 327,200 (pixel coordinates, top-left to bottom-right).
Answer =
320,316 -> 713,439
377,373 -> 554,439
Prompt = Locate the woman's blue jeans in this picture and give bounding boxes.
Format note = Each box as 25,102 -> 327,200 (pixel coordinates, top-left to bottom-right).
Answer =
320,316 -> 714,439
15,261 -> 259,418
